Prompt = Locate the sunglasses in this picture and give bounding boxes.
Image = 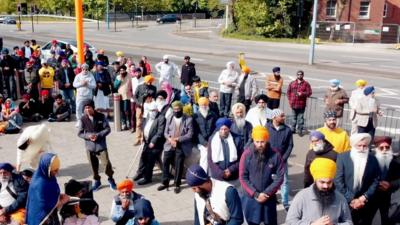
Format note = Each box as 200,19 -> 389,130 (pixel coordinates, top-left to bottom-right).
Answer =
378,145 -> 391,150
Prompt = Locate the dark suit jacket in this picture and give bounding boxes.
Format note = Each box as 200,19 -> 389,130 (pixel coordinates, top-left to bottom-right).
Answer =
57,67 -> 75,90
164,115 -> 193,156
143,113 -> 166,150
78,112 -> 111,153
334,151 -> 380,203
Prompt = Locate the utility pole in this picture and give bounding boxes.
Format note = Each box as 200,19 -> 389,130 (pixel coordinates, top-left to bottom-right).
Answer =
225,4 -> 229,29
193,0 -> 198,28
106,0 -> 110,30
114,2 -> 117,32
30,5 -> 34,32
308,0 -> 318,65
96,1 -> 99,30
135,1 -> 138,27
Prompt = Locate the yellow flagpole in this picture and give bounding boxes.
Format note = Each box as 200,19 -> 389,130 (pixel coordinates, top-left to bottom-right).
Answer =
75,0 -> 84,64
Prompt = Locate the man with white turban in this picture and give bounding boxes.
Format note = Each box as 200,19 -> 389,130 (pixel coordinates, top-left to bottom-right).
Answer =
334,133 -> 381,225
218,61 -> 238,117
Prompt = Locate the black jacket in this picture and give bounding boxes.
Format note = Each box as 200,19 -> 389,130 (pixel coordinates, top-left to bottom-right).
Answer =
304,140 -> 337,187
135,84 -> 157,105
180,62 -> 196,86
0,55 -> 16,76
57,67 -> 75,90
78,112 -> 111,153
209,101 -> 220,117
193,111 -> 218,146
143,113 -> 166,150
0,173 -> 29,214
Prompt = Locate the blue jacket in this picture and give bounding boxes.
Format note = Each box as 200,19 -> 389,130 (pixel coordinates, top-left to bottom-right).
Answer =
266,122 -> 293,162
334,151 -> 380,203
193,111 -> 217,146
230,121 -> 252,151
239,144 -> 285,225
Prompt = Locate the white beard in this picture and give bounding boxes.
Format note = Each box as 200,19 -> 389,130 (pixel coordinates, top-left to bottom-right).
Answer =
375,150 -> 393,172
156,99 -> 166,112
350,148 -> 369,190
257,107 -> 266,120
199,108 -> 209,118
235,117 -> 246,129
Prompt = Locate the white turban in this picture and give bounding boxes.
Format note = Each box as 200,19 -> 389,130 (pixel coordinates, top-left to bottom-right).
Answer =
350,133 -> 371,148
226,61 -> 235,69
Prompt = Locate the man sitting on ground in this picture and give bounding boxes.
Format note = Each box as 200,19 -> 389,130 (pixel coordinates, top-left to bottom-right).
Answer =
48,94 -> 71,122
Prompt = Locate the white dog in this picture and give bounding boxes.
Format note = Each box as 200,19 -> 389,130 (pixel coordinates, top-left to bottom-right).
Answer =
16,124 -> 51,171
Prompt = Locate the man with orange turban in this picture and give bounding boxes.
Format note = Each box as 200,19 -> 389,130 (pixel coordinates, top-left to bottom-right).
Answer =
110,179 -> 144,224
239,125 -> 284,225
286,158 -> 352,225
235,66 -> 257,112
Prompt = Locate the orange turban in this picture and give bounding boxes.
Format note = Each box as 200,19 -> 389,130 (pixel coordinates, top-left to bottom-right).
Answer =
144,75 -> 155,84
198,97 -> 209,106
310,158 -> 337,181
242,66 -> 251,74
252,125 -> 269,141
117,179 -> 134,191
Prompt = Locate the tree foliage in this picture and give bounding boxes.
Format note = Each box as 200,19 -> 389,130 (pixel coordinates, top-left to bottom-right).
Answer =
232,0 -> 297,38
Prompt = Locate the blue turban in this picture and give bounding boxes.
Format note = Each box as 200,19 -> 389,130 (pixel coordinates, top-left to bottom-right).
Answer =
0,163 -> 14,172
310,131 -> 325,140
216,118 -> 232,130
364,86 -> 375,96
272,67 -> 280,73
185,164 -> 209,187
324,110 -> 337,119
329,79 -> 340,87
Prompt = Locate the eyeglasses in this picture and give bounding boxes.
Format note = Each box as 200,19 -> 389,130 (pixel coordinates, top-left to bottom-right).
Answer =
297,73 -> 303,76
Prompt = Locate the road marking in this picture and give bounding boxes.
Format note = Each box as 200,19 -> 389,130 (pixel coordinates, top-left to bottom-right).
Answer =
350,62 -> 369,66
379,65 -> 400,69
167,54 -> 204,62
343,55 -> 394,61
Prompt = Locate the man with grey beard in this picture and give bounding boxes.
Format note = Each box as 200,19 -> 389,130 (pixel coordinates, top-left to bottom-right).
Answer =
193,97 -> 218,171
372,136 -> 400,225
0,163 -> 29,225
245,94 -> 272,127
230,103 -> 252,151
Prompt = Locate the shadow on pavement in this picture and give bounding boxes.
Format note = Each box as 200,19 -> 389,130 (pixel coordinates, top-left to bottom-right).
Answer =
59,163 -> 93,180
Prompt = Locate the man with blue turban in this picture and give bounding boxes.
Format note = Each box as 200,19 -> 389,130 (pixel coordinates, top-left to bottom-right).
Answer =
208,118 -> 241,183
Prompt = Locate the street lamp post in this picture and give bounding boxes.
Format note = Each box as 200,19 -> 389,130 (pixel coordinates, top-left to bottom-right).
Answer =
308,0 -> 318,65
106,0 -> 110,30
193,0 -> 198,28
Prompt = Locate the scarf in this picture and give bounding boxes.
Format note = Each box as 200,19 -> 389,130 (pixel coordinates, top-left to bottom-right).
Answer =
210,133 -> 237,163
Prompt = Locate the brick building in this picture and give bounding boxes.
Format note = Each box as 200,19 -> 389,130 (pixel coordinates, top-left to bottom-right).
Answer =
316,0 -> 400,43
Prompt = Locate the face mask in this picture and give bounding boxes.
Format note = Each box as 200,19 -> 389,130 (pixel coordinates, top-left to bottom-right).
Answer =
156,99 -> 166,111
174,111 -> 183,118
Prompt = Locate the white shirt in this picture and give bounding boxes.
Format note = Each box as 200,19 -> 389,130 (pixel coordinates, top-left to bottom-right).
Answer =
24,47 -> 32,59
131,76 -> 143,102
0,181 -> 16,208
73,72 -> 96,98
144,118 -> 154,140
218,69 -> 238,93
155,61 -> 180,83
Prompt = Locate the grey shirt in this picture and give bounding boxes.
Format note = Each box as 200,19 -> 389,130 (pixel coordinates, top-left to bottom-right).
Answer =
286,184 -> 353,225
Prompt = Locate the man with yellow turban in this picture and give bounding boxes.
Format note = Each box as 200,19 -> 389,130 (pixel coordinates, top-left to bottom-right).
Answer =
110,179 -> 144,224
349,79 -> 367,134
239,125 -> 284,225
286,158 -> 352,225
193,97 -> 217,171
235,66 -> 257,112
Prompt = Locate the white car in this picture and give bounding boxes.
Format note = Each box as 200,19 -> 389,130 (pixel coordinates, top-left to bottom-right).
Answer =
40,39 -> 97,61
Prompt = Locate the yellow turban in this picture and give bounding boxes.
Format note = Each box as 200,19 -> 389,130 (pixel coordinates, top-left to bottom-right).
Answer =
183,104 -> 193,116
198,97 -> 209,106
355,79 -> 367,87
252,125 -> 269,141
117,179 -> 134,191
50,155 -> 60,175
310,158 -> 337,181
116,51 -> 124,57
144,75 -> 155,84
242,66 -> 251,74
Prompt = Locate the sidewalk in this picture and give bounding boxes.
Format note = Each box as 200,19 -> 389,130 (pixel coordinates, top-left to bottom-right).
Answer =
0,120 -> 310,224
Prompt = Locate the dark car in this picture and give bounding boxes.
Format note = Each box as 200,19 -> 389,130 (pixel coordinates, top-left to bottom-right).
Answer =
3,17 -> 16,24
156,14 -> 181,24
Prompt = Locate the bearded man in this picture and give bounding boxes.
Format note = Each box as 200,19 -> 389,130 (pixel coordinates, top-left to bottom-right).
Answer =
317,111 -> 350,154
230,103 -> 252,151
334,133 -> 381,225
193,97 -> 217,171
239,125 -> 284,225
186,164 -> 243,225
286,158 -> 352,225
245,94 -> 272,127
372,136 -> 400,225
304,131 -> 337,188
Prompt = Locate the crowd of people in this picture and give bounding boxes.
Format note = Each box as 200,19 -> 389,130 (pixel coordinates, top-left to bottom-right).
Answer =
0,39 -> 398,225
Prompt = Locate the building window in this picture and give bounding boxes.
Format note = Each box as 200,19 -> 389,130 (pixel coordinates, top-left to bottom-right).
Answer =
326,0 -> 337,17
359,1 -> 370,19
383,3 -> 388,18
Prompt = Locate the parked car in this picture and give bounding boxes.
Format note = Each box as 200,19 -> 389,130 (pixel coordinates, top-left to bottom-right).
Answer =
1,17 -> 17,24
40,39 -> 97,60
156,14 -> 181,24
